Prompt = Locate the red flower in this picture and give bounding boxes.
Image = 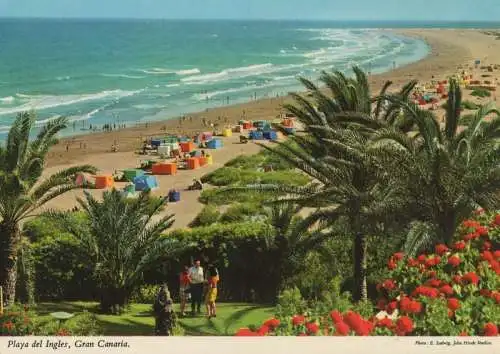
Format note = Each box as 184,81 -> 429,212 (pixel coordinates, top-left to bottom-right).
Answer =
376,317 -> 393,329
426,278 -> 441,287
306,322 -> 319,335
459,332 -> 468,336
447,298 -> 461,311
492,292 -> 500,304
263,318 -> 280,329
494,214 -> 500,226
257,325 -> 270,336
475,226 -> 488,236
395,316 -> 414,336
2,321 -> 14,331
407,258 -> 419,267
483,241 -> 492,251
448,255 -> 461,267
382,279 -> 396,291
292,315 -> 305,326
494,250 -> 500,259
387,259 -> 397,270
297,333 -> 307,336
330,310 -> 343,324
413,286 -> 439,298
387,301 -> 398,314
483,323 -> 498,337
393,252 -> 404,261
417,254 -> 427,263
427,270 -> 437,277
235,328 -> 258,336
425,256 -> 441,267
453,241 -> 466,251
462,272 -> 480,286
452,275 -> 462,284
409,300 -> 423,314
335,321 -> 350,336
439,284 -> 454,296
481,251 -> 494,262
435,244 -> 449,255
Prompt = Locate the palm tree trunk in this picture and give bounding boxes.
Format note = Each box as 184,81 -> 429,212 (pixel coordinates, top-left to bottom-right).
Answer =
353,230 -> 368,302
0,222 -> 20,305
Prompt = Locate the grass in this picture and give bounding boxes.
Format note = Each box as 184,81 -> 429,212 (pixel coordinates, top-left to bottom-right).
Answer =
201,167 -> 309,187
33,302 -> 273,336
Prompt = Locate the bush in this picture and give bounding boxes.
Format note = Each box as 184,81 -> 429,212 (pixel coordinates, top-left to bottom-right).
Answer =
461,100 -> 480,110
31,233 -> 96,301
0,305 -> 36,336
235,211 -> 500,336
471,88 -> 491,97
130,285 -> 159,304
189,204 -> 221,227
274,287 -> 307,318
199,188 -> 268,205
201,167 -> 308,187
220,203 -> 265,223
36,310 -> 102,336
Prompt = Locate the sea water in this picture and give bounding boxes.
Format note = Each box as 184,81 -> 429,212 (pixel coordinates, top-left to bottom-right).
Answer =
0,19 -> 437,139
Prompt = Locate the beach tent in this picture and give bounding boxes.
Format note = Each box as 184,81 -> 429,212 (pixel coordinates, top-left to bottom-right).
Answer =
123,168 -> 145,182
249,131 -> 264,140
75,173 -> 92,187
158,145 -> 171,156
207,139 -> 223,149
151,139 -> 162,148
263,131 -> 278,140
133,175 -> 158,192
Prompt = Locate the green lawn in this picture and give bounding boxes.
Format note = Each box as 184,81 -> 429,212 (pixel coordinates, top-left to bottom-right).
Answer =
34,302 -> 274,336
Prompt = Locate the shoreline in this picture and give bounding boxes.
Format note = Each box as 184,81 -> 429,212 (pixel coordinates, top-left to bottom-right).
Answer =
43,28 -> 453,168
41,29 -> 486,167
38,28 -> 500,229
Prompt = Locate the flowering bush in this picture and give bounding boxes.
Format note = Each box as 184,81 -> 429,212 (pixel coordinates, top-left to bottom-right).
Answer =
0,305 -> 35,336
235,211 -> 499,336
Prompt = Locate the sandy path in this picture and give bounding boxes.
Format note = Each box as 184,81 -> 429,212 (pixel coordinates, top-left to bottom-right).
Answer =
35,29 -> 500,229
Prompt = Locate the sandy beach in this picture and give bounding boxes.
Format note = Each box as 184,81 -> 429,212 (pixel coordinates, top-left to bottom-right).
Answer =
40,29 -> 500,229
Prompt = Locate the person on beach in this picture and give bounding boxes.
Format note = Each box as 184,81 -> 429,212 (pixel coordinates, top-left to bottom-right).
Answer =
179,265 -> 192,317
154,284 -> 176,336
205,265 -> 219,318
188,260 -> 204,316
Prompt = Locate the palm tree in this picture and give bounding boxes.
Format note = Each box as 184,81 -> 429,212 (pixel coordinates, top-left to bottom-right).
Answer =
0,112 -> 96,305
260,202 -> 333,300
230,67 -> 414,302
370,79 -> 500,253
46,189 -> 185,314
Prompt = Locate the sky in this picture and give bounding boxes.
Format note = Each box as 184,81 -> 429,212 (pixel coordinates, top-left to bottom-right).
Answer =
0,0 -> 499,21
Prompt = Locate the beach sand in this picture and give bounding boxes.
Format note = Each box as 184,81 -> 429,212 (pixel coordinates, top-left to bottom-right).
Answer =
39,29 -> 500,229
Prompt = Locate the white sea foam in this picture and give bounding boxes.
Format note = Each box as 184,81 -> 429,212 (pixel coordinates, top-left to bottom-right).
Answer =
101,73 -> 145,79
133,104 -> 166,110
182,64 -> 275,84
140,68 -> 201,76
0,89 -> 142,116
56,76 -> 71,81
0,96 -> 14,104
165,83 -> 180,88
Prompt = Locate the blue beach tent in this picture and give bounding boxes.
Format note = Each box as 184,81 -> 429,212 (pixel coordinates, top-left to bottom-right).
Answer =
133,175 -> 158,192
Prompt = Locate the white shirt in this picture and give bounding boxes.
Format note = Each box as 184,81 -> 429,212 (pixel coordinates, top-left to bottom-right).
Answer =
189,266 -> 204,284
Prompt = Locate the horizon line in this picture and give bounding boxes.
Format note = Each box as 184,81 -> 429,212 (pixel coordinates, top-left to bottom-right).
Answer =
1,16 -> 499,23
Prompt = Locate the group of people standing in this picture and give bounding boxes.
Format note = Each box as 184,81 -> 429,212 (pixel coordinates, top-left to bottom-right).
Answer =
154,259 -> 219,336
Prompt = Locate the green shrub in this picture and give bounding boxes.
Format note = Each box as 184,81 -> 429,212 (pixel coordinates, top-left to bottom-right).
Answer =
36,310 -> 102,336
190,204 -> 221,227
461,100 -> 480,110
31,233 -> 96,301
219,203 -> 265,223
199,188 -> 268,205
124,194 -> 165,214
202,167 -> 308,187
275,287 -> 307,318
130,284 -> 158,304
471,88 -> 491,97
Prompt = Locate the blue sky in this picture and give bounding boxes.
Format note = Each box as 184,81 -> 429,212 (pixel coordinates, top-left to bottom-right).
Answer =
1,0 -> 499,21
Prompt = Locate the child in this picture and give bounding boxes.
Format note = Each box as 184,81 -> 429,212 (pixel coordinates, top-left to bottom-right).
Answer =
205,265 -> 219,318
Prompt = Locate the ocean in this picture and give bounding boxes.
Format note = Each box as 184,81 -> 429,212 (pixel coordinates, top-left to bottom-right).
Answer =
0,19 -> 442,138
